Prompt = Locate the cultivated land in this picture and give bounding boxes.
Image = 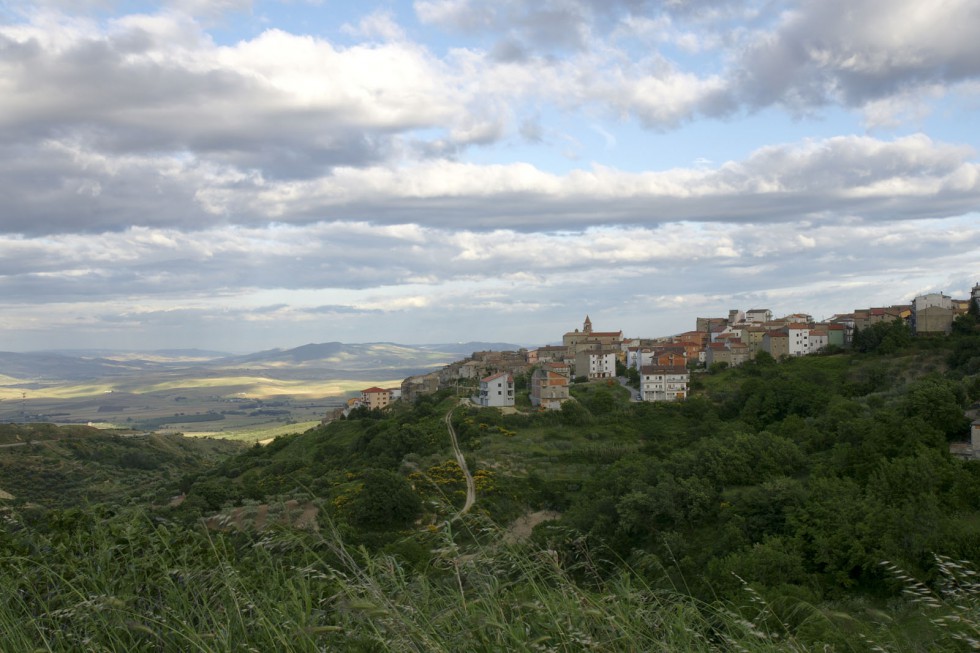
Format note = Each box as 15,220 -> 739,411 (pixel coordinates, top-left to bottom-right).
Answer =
0,342 -> 502,437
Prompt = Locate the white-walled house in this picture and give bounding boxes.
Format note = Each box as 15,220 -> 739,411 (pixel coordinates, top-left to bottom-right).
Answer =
478,372 -> 515,408
745,308 -> 773,324
639,365 -> 689,402
786,323 -> 810,356
574,349 -> 617,380
808,330 -> 829,353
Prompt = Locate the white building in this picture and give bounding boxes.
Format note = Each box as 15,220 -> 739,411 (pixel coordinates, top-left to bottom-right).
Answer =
745,308 -> 773,324
478,372 -> 515,408
913,293 -> 952,311
807,330 -> 829,353
786,324 -> 810,356
575,349 -> 617,380
639,366 -> 689,402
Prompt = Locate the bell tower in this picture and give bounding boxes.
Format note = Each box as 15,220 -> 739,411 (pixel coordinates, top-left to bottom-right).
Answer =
583,315 -> 593,334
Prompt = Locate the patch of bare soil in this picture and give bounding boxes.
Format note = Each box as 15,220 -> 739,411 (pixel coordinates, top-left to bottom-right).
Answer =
204,500 -> 319,532
504,510 -> 560,543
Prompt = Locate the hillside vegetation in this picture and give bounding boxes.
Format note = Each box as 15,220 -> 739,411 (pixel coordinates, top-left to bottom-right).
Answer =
0,425 -> 242,507
3,328 -> 980,651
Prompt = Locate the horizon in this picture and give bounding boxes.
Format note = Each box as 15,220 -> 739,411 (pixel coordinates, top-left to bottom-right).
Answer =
1,1 -> 978,352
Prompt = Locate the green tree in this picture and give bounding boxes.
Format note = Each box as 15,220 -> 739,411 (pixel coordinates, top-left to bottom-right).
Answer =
900,377 -> 969,440
344,469 -> 422,530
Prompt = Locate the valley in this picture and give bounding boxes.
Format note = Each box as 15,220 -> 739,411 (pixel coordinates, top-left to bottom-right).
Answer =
0,341 -> 511,439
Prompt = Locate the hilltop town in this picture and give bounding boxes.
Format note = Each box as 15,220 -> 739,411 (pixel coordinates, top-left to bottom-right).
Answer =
342,284 -> 980,419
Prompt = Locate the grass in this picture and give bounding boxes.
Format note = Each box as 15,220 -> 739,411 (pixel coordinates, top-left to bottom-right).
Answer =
183,420 -> 322,444
3,506 -> 974,652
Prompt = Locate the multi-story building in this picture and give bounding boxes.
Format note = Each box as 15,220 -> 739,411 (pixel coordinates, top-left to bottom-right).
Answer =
762,330 -> 790,359
912,293 -> 954,335
575,349 -> 618,380
745,308 -> 773,324
808,329 -> 829,353
563,316 -> 623,358
529,345 -> 568,364
530,365 -> 570,410
786,323 -> 810,356
360,387 -> 392,410
639,365 -> 689,402
478,372 -> 515,408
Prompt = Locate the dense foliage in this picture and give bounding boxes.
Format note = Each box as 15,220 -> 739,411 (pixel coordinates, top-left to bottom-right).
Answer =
3,330 -> 980,650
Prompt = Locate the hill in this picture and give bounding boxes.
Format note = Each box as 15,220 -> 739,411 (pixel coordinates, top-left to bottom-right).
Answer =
0,424 -> 243,507
3,332 -> 980,651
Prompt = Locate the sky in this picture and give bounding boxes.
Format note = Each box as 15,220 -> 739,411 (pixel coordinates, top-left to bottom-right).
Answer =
1,0 -> 979,353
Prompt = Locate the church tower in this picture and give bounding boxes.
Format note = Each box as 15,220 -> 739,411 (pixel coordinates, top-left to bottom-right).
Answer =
583,315 -> 593,334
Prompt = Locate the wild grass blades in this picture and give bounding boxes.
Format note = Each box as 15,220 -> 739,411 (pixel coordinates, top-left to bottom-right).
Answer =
880,555 -> 980,650
4,503 -> 972,651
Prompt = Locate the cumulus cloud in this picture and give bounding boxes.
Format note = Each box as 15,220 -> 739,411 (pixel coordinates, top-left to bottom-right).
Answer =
1,1 -> 978,350
1,132 -> 976,236
726,0 -> 980,112
0,11 -> 463,178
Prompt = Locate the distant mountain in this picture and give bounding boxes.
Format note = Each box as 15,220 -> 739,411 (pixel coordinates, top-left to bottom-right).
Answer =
40,349 -> 233,360
0,341 -> 528,383
213,341 -> 523,371
0,351 -> 158,380
417,342 -> 528,355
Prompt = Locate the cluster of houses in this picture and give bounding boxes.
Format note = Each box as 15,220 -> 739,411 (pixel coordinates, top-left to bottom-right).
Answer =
332,284 -> 980,419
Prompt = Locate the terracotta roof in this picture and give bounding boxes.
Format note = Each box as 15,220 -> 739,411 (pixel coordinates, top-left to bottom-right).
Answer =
361,387 -> 388,394
481,372 -> 513,383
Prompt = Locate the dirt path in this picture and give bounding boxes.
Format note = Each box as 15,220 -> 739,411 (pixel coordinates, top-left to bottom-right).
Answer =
504,510 -> 561,543
445,402 -> 476,515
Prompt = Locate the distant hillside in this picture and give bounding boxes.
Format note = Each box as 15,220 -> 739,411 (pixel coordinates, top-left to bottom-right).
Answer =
215,341 -> 525,370
0,342 -> 526,383
0,425 -> 243,507
0,351 -> 161,380
417,342 -> 528,355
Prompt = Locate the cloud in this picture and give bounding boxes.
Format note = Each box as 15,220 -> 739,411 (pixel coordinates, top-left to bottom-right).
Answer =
727,0 -> 980,112
1,133 -> 976,237
341,10 -> 407,42
0,11 -> 463,178
415,0 -> 980,125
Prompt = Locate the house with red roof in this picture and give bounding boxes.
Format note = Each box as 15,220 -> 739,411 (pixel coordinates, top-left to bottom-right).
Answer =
478,372 -> 514,408
360,386 -> 392,410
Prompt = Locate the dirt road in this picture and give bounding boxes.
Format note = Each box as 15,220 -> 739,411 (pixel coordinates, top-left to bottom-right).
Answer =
444,402 -> 476,515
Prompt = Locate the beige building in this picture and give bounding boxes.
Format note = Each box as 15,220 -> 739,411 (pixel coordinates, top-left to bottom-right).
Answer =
912,293 -> 953,335
762,330 -> 790,359
401,373 -> 440,403
563,316 -> 623,358
360,387 -> 392,410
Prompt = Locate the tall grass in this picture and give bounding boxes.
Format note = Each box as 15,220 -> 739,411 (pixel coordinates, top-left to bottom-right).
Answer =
1,507 -> 972,652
